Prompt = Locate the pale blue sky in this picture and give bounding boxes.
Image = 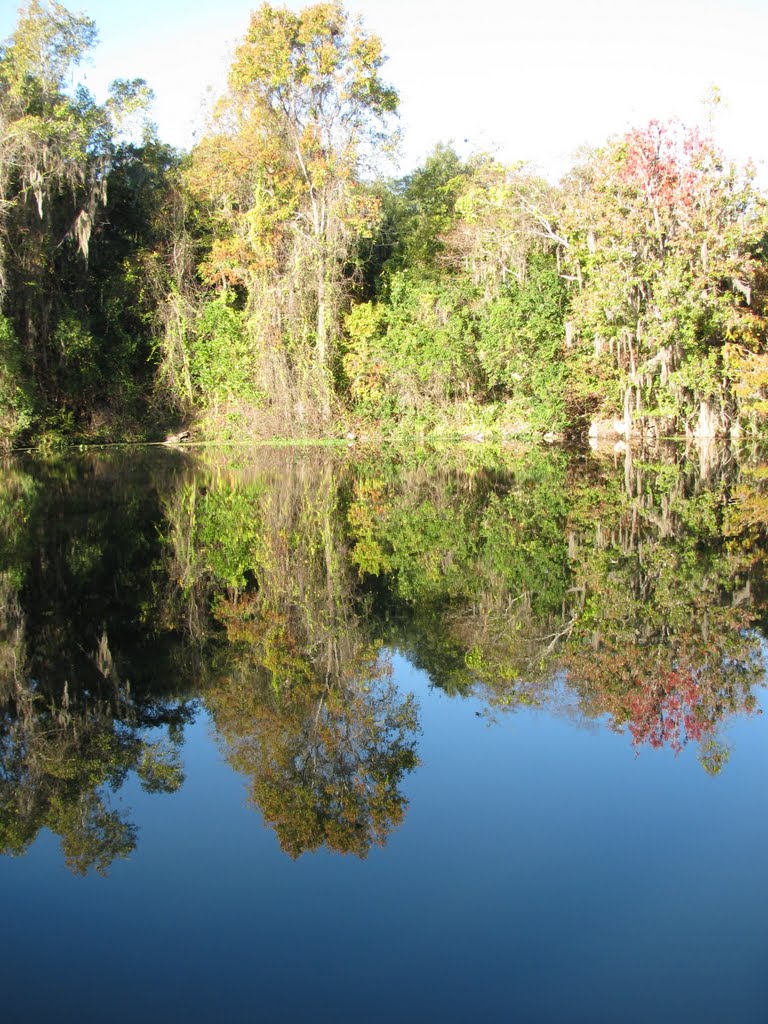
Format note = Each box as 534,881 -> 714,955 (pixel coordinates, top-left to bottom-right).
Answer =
2,0 -> 767,180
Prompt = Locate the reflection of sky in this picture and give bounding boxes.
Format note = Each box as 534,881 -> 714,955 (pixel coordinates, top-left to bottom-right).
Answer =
2,653 -> 767,1022
1,0 -> 766,181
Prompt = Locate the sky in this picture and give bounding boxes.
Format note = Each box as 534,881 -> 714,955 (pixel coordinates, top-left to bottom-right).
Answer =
2,0 -> 767,182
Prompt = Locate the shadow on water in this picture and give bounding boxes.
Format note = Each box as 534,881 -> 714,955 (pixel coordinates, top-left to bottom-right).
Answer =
1,439 -> 768,872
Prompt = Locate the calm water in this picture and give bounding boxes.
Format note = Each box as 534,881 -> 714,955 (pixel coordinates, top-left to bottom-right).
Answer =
1,443 -> 767,1022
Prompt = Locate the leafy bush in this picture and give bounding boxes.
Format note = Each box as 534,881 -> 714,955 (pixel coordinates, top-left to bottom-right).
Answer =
191,294 -> 262,406
0,317 -> 34,449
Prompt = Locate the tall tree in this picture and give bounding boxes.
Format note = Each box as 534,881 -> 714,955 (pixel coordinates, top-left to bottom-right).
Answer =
187,1 -> 398,424
0,1 -> 152,438
558,120 -> 768,436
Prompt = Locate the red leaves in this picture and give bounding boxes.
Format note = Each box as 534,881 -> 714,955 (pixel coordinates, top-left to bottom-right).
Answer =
619,119 -> 711,221
624,668 -> 705,754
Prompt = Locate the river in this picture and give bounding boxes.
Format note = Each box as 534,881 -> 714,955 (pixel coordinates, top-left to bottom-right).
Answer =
1,442 -> 766,1022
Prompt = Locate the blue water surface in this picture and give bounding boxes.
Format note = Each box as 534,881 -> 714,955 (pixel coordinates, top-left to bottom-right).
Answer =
2,653 -> 766,1024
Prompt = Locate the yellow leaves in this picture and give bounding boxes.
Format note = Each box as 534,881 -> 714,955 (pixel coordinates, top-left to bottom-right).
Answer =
297,2 -> 345,49
232,2 -> 348,94
189,1 -> 397,376
232,4 -> 297,91
725,345 -> 768,416
725,480 -> 768,534
343,300 -> 387,402
347,478 -> 392,576
349,26 -> 383,69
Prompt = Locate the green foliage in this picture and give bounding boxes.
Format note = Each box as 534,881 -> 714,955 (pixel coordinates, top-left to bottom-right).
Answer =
196,483 -> 267,590
559,121 -> 768,432
191,294 -> 262,406
382,143 -> 469,278
347,456 -> 570,620
1,5 -> 767,444
186,1 -> 399,426
136,739 -> 185,794
0,316 -> 35,447
51,312 -> 102,400
344,271 -> 482,418
344,250 -> 569,432
476,252 -> 569,428
345,122 -> 768,440
0,3 -> 173,441
342,147 -> 573,434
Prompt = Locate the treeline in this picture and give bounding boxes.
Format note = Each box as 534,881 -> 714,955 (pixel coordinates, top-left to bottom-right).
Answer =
1,0 -> 767,448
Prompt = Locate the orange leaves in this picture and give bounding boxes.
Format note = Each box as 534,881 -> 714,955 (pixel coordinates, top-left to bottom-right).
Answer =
199,238 -> 252,287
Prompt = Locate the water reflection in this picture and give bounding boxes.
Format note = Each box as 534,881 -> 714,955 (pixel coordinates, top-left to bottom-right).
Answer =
0,456 -> 195,874
1,441 -> 767,872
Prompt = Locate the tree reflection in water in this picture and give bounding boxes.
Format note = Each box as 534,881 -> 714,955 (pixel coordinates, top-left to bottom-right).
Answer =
198,462 -> 420,857
1,440 -> 767,871
0,456 -> 195,874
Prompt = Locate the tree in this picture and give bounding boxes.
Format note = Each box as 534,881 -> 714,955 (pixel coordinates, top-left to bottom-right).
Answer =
342,151 -> 569,427
187,1 -> 398,424
558,120 -> 768,436
155,451 -> 421,857
208,643 -> 419,858
0,1 -> 153,439
380,142 -> 469,280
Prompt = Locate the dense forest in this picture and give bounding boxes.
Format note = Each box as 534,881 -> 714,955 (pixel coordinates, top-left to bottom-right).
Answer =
1,0 -> 767,449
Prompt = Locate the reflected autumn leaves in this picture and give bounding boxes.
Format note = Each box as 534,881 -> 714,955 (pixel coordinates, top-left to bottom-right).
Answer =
0,442 -> 767,873
198,463 -> 420,858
